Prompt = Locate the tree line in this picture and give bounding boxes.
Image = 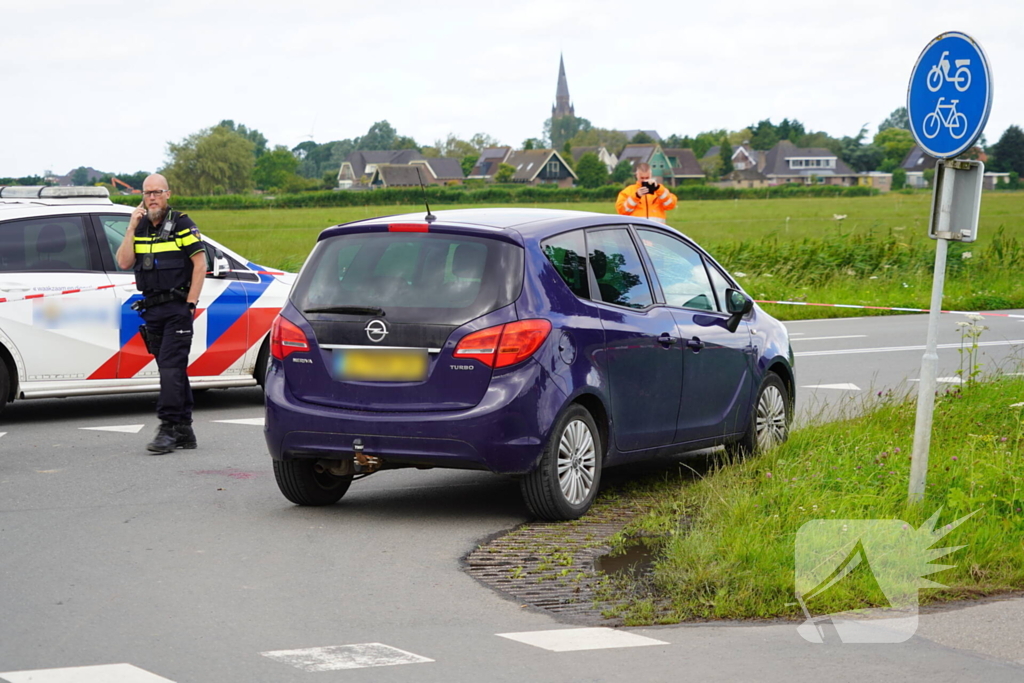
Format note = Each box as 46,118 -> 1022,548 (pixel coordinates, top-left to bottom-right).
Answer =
5,110 -> 1024,194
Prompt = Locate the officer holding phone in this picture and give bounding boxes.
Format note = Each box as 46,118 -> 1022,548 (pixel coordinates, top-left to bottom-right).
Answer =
115,173 -> 206,454
615,162 -> 678,224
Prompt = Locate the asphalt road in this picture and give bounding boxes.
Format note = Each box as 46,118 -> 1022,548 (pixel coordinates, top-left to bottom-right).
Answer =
1,311 -> 1022,683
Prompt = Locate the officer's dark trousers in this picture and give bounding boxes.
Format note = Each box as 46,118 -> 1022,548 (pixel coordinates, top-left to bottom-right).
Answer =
142,300 -> 194,424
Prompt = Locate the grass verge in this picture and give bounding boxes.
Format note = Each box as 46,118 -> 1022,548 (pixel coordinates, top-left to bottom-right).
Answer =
599,375 -> 1024,625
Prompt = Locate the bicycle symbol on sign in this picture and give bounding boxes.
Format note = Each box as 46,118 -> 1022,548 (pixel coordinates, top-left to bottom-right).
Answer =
927,51 -> 971,92
922,98 -> 968,140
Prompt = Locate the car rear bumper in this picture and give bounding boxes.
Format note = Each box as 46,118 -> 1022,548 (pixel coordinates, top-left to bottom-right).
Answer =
263,359 -> 567,474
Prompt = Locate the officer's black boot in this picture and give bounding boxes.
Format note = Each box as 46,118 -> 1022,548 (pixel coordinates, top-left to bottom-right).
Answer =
147,421 -> 178,454
175,423 -> 197,449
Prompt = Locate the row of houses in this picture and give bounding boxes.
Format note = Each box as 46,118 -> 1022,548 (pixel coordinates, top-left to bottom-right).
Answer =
334,140 -> 1011,192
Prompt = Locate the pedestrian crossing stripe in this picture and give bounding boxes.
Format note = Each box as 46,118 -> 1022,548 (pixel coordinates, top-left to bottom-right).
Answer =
0,663 -> 174,682
497,627 -> 668,652
261,643 -> 433,671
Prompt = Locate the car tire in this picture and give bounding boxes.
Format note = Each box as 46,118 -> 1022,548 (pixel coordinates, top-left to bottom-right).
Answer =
274,459 -> 353,506
254,337 -> 270,390
521,403 -> 603,521
726,372 -> 790,458
0,360 -> 9,415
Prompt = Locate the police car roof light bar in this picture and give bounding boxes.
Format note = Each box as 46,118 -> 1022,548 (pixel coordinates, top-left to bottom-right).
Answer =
0,186 -> 110,199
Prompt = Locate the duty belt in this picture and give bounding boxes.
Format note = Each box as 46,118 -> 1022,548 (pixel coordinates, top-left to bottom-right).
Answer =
131,289 -> 186,312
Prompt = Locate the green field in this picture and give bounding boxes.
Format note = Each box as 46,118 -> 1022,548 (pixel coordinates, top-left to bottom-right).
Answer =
191,192 -> 1024,319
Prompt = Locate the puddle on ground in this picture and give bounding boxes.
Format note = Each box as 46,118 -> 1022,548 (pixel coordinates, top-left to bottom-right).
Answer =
594,542 -> 655,578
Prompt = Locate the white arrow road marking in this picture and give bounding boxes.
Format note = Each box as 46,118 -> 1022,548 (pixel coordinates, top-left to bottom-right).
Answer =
796,339 -> 1024,357
79,424 -> 145,434
261,643 -> 432,672
0,432 -> 6,438
214,418 -> 265,426
0,663 -> 175,682
791,335 -> 867,342
800,383 -> 862,391
497,627 -> 667,652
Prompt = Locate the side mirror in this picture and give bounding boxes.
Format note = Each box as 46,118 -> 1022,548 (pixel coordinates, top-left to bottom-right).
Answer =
725,288 -> 754,333
205,244 -> 230,278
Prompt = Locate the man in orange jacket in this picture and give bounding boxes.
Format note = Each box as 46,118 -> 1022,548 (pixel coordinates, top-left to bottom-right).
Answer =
615,162 -> 677,224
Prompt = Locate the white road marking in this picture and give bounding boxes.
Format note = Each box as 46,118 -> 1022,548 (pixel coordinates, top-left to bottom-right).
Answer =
788,332 -> 805,336
796,339 -> 1024,357
79,424 -> 145,434
801,383 -> 861,391
909,377 -> 963,384
0,432 -> 5,438
791,335 -> 867,342
261,643 -> 432,672
497,627 -> 667,652
0,663 -> 174,682
213,418 -> 265,426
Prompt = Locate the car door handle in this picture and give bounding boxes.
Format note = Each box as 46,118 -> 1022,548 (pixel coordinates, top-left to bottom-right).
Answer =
686,337 -> 705,352
657,333 -> 677,346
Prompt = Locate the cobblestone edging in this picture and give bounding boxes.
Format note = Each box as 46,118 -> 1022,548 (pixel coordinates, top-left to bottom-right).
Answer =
462,502 -> 644,625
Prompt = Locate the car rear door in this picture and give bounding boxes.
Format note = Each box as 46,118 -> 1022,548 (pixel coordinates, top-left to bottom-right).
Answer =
635,228 -> 754,442
586,226 -> 682,452
0,214 -> 119,385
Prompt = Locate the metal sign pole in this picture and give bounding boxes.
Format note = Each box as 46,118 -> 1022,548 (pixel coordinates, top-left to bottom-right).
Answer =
909,163 -> 955,504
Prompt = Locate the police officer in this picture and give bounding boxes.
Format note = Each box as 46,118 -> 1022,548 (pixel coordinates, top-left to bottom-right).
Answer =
116,174 -> 206,454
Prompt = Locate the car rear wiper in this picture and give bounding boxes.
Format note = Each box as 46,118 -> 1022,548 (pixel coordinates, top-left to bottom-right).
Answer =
303,305 -> 385,316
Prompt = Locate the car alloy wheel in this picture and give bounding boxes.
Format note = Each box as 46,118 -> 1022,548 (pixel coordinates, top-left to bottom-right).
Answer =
755,382 -> 789,450
557,418 -> 597,505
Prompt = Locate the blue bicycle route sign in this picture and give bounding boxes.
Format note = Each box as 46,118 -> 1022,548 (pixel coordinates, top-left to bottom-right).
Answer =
908,31 -> 993,159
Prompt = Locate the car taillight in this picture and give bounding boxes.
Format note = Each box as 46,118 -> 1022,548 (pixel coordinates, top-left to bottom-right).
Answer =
453,319 -> 552,368
270,315 -> 310,359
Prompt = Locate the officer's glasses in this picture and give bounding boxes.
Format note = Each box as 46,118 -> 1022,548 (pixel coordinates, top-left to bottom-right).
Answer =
142,190 -> 168,197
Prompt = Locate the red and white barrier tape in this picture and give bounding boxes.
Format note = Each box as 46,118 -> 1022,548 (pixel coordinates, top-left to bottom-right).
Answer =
0,270 -> 285,304
755,299 -> 1024,320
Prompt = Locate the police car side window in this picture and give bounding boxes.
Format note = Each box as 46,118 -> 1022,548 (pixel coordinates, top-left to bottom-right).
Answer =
99,214 -> 133,271
0,216 -> 94,273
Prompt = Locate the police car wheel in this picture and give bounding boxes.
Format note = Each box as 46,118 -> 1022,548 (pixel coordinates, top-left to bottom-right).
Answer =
274,459 -> 352,506
254,338 -> 270,389
0,361 -> 9,414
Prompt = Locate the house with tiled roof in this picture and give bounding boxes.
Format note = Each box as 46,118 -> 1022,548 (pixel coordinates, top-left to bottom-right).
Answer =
759,140 -> 858,186
504,149 -> 577,187
900,144 -> 939,189
618,144 -> 673,183
570,146 -> 618,173
662,148 -> 704,184
703,143 -> 763,172
467,147 -> 513,180
368,164 -> 434,188
410,158 -> 465,184
338,150 -> 425,187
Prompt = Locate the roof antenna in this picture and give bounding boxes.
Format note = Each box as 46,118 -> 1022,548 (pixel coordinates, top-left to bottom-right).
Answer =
415,166 -> 436,223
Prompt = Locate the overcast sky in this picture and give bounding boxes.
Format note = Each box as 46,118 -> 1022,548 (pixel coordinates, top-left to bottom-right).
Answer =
2,0 -> 1020,177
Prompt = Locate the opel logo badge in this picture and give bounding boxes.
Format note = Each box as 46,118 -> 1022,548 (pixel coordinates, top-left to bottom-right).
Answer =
364,319 -> 389,343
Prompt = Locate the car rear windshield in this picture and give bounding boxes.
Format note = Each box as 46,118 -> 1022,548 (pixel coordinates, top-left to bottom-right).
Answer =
292,231 -> 524,325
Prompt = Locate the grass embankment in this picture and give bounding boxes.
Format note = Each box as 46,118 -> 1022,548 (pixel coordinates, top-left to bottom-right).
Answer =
191,192 -> 1024,319
599,376 -> 1024,625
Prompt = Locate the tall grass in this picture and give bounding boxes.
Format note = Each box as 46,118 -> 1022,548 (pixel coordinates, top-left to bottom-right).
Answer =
600,376 -> 1024,625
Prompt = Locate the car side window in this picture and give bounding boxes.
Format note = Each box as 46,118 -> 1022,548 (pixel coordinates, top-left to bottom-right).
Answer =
98,214 -> 133,272
587,228 -> 652,309
0,216 -> 94,272
637,229 -> 717,311
541,230 -> 589,299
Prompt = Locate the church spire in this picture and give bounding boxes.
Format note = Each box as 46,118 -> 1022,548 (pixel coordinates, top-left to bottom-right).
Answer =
552,53 -> 574,120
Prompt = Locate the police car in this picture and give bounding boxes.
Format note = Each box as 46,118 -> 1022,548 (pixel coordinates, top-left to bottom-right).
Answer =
0,186 -> 294,415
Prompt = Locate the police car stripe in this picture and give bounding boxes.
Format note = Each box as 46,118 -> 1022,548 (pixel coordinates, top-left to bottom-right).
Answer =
187,266 -> 274,374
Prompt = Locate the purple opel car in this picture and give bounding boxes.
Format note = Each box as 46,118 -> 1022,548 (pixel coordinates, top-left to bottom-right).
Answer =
264,208 -> 794,520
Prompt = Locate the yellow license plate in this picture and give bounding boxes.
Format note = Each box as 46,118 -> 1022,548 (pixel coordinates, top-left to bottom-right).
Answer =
334,349 -> 428,382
